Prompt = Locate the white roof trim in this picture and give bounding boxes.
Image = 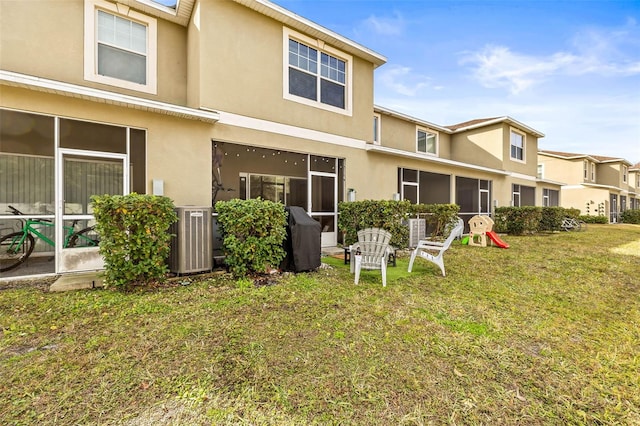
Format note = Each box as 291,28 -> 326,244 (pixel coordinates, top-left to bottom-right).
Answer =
374,105 -> 452,134
366,145 -> 510,176
233,0 -> 386,67
583,182 -> 626,192
453,116 -> 545,138
0,70 -> 219,123
537,178 -> 567,187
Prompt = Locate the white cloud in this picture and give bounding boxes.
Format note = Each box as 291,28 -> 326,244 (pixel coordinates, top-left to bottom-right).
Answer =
376,65 -> 432,96
359,12 -> 405,36
461,21 -> 640,94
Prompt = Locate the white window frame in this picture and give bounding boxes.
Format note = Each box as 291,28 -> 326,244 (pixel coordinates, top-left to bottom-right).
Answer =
373,113 -> 381,145
512,184 -> 521,207
510,128 -> 525,163
583,160 -> 588,180
84,0 -> 157,94
622,165 -> 628,183
283,27 -> 353,116
591,162 -> 596,181
537,164 -> 544,179
416,127 -> 438,156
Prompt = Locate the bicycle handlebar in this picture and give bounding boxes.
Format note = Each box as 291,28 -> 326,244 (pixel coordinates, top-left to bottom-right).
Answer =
8,205 -> 22,215
7,205 -> 53,222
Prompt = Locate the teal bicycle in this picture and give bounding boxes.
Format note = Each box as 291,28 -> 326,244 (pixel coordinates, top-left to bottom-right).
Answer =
0,205 -> 99,272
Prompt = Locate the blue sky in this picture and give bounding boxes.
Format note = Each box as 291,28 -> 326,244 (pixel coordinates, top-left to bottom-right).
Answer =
272,0 -> 640,163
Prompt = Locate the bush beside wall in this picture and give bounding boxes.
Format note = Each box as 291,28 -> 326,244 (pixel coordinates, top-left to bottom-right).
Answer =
215,198 -> 287,277
91,194 -> 178,289
621,209 -> 640,224
338,200 -> 411,248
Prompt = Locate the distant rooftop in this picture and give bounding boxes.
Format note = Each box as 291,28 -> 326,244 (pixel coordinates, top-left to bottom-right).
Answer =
539,150 -> 632,165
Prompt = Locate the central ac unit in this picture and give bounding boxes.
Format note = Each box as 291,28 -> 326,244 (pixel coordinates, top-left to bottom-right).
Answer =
169,206 -> 213,274
407,218 -> 426,248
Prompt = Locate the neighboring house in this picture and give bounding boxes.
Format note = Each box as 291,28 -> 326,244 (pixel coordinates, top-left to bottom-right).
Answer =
0,0 -> 555,280
371,110 -> 558,225
538,151 -> 636,222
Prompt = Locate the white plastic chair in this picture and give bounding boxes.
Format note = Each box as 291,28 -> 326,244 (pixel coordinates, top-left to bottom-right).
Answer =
351,227 -> 392,287
407,221 -> 464,276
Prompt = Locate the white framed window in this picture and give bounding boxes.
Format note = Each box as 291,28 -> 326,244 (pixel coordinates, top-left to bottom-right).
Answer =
591,162 -> 596,181
373,114 -> 381,145
84,0 -> 157,94
417,128 -> 437,155
537,164 -> 544,179
622,165 -> 628,183
510,129 -> 525,162
283,28 -> 353,115
512,184 -> 521,207
583,160 -> 588,180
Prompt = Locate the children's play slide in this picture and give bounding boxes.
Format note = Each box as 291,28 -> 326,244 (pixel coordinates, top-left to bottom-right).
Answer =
486,231 -> 509,248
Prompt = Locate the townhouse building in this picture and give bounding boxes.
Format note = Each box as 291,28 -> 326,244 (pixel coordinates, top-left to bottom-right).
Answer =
537,151 -> 638,222
1,0 -> 554,279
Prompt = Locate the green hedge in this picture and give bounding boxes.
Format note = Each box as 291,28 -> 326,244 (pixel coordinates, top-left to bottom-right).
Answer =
621,209 -> 640,224
215,198 -> 287,277
338,200 -> 411,248
338,201 -> 460,247
91,194 -> 178,289
580,215 -> 608,224
410,203 -> 460,238
495,207 -> 587,235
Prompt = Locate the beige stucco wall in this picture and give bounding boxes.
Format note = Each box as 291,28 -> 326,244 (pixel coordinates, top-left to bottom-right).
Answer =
0,0 -> 188,105
451,126 -> 504,170
561,187 -> 609,215
598,163 -> 623,188
538,155 -> 583,185
1,86 -> 213,206
195,0 -> 375,142
377,114 -> 451,159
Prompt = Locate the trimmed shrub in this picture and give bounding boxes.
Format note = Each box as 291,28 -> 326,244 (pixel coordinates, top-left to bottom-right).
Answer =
580,215 -> 608,224
410,203 -> 460,238
338,200 -> 411,248
494,207 -> 542,235
539,207 -> 565,232
621,209 -> 640,224
91,193 -> 178,289
215,198 -> 287,277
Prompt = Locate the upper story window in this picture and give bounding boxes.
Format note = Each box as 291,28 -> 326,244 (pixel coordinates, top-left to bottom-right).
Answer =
622,165 -> 628,183
537,164 -> 544,179
417,128 -> 437,155
284,28 -> 352,115
373,114 -> 381,145
583,160 -> 588,180
84,0 -> 157,94
591,162 -> 596,181
510,129 -> 525,162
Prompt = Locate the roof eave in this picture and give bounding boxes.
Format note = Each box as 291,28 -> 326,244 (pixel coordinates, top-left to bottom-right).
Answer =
374,105 -> 453,134
232,0 -> 387,68
453,116 -> 545,138
0,70 -> 219,124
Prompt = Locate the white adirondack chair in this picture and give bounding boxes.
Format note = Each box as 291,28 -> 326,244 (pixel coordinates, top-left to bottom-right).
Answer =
351,227 -> 392,287
407,221 -> 464,276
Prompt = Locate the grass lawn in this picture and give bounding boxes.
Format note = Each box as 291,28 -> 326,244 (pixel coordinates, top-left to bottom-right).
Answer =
1,224 -> 639,425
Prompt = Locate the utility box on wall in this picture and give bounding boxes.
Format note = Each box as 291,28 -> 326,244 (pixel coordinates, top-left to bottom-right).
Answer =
169,206 -> 213,274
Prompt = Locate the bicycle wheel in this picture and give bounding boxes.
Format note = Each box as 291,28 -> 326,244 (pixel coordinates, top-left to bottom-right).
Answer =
0,232 -> 35,272
67,227 -> 100,248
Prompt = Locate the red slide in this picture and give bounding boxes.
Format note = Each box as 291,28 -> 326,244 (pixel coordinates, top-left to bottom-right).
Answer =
486,231 -> 509,248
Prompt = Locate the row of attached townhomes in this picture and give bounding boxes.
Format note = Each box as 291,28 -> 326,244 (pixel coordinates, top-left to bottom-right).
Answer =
0,0 -> 636,279
538,152 -> 639,222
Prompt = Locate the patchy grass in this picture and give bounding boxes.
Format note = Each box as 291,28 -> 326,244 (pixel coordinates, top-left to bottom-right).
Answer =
1,224 -> 639,425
